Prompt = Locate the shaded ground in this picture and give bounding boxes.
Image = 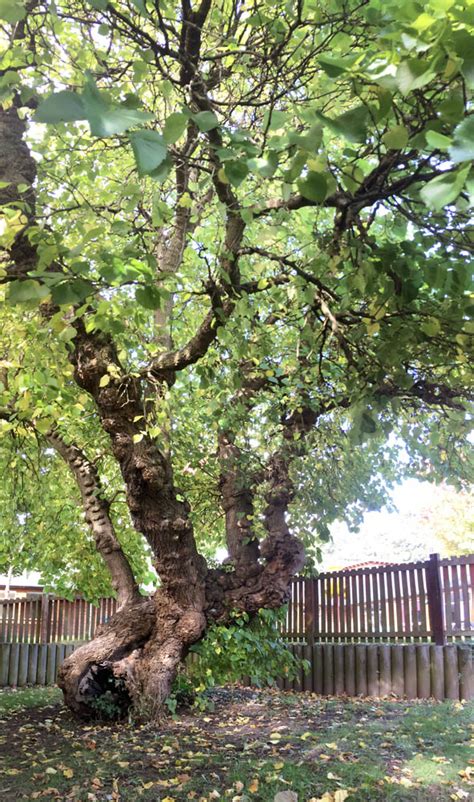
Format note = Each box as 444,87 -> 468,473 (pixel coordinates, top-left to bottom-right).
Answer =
0,686 -> 472,801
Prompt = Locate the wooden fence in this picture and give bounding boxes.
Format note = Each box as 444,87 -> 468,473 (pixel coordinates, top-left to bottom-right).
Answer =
0,595 -> 117,644
1,553 -> 472,646
1,641 -> 472,701
269,643 -> 473,700
0,642 -> 76,687
285,554 -> 474,645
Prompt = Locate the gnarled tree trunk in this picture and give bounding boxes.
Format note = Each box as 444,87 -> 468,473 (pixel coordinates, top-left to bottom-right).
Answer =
5,0 -> 467,724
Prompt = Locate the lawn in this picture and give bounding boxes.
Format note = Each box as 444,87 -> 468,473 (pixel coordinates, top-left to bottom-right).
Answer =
0,686 -> 472,802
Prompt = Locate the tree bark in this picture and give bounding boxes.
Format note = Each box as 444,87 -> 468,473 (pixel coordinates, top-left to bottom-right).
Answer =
1,8 -> 307,722
57,598 -> 155,718
46,430 -> 141,607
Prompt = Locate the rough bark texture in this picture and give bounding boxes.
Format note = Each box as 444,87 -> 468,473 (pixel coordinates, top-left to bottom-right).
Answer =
0,106 -> 38,277
57,599 -> 155,718
46,430 -> 141,607
2,4 -> 308,722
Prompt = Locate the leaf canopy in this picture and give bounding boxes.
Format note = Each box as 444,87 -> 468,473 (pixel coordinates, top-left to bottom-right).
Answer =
0,0 -> 472,598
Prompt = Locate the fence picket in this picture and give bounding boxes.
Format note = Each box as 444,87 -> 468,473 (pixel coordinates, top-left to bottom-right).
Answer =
459,563 -> 470,633
451,563 -> 462,635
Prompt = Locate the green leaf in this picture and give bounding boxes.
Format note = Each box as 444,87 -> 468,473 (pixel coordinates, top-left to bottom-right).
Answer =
425,130 -> 451,150
421,317 -> 441,336
383,125 -> 409,149
129,130 -> 168,176
449,117 -> 474,164
452,30 -> 474,89
135,285 -> 163,309
163,112 -> 188,144
420,166 -> 470,211
396,59 -> 436,94
35,92 -> 86,124
82,76 -> 153,137
360,411 -> 376,434
193,111 -> 219,132
88,106 -> 153,138
318,105 -> 368,144
148,156 -> 173,182
51,280 -> 94,306
130,0 -> 149,14
262,109 -> 288,130
0,0 -> 25,22
297,171 -> 328,203
224,160 -> 249,187
318,55 -> 356,78
438,94 -> 464,124
248,152 -> 279,178
99,374 -> 110,387
7,279 -> 50,304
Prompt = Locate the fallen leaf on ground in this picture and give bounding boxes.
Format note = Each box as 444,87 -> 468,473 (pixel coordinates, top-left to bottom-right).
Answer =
274,792 -> 298,802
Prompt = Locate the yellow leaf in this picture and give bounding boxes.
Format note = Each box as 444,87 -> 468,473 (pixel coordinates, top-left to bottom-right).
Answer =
325,742 -> 338,750
117,761 -> 129,768
334,792 -> 350,802
63,768 -> 74,778
99,374 -> 110,387
162,797 -> 176,802
142,782 -> 155,789
45,767 -> 57,774
133,432 -> 144,443
248,778 -> 259,793
178,192 -> 193,208
270,732 -> 282,742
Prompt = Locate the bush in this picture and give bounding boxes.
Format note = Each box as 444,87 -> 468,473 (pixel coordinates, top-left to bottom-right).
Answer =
176,608 -> 307,708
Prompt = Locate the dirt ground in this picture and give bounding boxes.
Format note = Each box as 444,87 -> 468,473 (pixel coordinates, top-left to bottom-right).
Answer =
0,686 -> 472,801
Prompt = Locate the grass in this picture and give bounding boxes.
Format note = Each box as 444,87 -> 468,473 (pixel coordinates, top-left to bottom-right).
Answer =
0,686 -> 62,713
0,686 -> 472,801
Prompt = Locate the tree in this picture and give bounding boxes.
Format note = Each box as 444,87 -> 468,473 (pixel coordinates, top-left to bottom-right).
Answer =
0,0 -> 472,719
414,484 -> 474,555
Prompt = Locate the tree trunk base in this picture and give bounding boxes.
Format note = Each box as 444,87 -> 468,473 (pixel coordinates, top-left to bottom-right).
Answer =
58,599 -> 155,720
58,596 -> 206,721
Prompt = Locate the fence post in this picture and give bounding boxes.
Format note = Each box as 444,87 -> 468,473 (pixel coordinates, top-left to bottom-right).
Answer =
39,594 -> 51,644
426,553 -> 446,646
304,578 -> 316,646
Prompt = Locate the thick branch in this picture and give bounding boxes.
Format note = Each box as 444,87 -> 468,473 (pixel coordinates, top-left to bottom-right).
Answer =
46,430 -> 141,607
147,297 -> 232,377
218,429 -> 260,570
69,321 -> 208,605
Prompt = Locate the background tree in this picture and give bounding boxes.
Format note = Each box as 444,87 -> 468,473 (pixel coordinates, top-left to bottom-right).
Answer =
0,0 -> 472,719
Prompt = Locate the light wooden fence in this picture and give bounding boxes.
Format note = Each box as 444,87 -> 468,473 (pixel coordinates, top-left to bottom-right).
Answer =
0,596 -> 117,644
0,642 -> 76,687
1,641 -> 472,701
1,554 -> 472,646
285,554 -> 474,644
271,643 -> 473,700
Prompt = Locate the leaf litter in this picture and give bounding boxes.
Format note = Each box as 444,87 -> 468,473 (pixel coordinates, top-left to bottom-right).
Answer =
0,686 -> 472,801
